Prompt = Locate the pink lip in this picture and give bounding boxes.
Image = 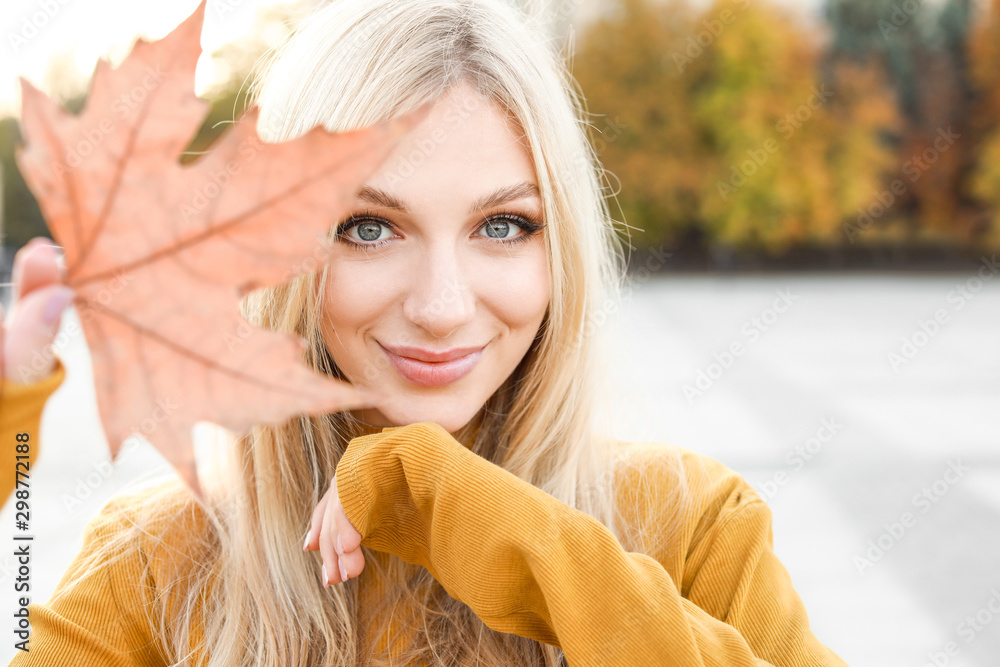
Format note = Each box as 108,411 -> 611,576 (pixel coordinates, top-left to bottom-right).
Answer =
379,342 -> 485,387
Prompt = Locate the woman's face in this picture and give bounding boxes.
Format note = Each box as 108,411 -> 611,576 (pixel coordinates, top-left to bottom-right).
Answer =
319,82 -> 550,434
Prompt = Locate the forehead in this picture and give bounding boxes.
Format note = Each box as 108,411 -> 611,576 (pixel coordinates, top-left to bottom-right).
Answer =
358,84 -> 540,208
356,182 -> 540,215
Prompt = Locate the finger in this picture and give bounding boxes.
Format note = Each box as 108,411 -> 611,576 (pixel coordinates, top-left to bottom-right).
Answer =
2,285 -> 75,384
305,492 -> 329,552
12,238 -> 62,304
333,496 -> 362,554
5,237 -> 66,384
320,495 -> 340,586
337,538 -> 365,582
331,475 -> 363,581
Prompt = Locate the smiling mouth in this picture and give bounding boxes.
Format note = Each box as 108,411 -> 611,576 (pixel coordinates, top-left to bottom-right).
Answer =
379,342 -> 486,387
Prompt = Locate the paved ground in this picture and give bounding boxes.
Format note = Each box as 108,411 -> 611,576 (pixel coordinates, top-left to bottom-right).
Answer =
602,271 -> 1000,666
2,271 -> 998,665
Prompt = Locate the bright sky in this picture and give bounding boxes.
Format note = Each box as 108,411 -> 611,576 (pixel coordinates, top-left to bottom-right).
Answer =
0,0 -> 302,117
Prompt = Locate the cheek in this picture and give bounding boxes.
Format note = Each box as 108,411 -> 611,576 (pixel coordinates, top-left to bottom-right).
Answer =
479,250 -> 550,327
319,262 -> 394,353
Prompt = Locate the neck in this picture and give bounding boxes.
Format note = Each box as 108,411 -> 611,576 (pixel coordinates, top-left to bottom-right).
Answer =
349,416 -> 484,448
356,420 -> 385,437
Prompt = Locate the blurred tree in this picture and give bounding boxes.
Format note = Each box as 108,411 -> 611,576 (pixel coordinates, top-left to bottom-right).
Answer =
573,0 -> 703,249
1,53 -> 87,247
0,116 -> 49,248
909,0 -> 977,242
826,0 -> 981,244
694,1 -> 899,253
180,1 -> 310,164
967,0 -> 1000,249
825,0 -> 930,121
575,0 -> 898,255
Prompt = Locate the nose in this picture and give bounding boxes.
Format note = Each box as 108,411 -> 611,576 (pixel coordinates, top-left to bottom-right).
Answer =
402,246 -> 476,338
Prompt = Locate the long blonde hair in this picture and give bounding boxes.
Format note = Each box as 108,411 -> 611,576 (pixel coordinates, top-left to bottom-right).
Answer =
52,1 -> 701,665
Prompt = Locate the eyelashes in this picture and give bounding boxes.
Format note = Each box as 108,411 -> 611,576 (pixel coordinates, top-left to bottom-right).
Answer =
334,208 -> 546,251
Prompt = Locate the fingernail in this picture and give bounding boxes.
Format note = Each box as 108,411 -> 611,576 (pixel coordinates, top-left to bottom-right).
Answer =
44,243 -> 65,259
43,288 -> 74,326
339,560 -> 349,583
321,564 -> 329,588
303,530 -> 311,551
336,534 -> 343,555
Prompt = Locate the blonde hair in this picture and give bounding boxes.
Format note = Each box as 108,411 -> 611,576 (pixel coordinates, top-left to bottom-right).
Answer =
52,1 -> 703,665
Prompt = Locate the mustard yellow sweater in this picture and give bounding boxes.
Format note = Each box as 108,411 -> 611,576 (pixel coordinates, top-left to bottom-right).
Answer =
2,357 -> 849,666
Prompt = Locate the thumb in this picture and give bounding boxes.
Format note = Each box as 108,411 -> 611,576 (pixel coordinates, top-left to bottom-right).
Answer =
2,285 -> 75,384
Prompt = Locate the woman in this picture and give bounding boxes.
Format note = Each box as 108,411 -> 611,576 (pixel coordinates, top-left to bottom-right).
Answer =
1,0 -> 850,665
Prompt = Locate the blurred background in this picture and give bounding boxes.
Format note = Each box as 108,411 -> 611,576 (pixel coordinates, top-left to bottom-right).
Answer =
1,0 -> 999,665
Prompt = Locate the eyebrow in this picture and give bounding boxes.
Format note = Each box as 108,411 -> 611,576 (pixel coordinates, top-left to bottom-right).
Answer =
356,181 -> 541,215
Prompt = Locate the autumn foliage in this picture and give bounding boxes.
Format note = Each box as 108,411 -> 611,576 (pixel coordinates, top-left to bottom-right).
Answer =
968,0 -> 1000,249
573,0 -> 1000,257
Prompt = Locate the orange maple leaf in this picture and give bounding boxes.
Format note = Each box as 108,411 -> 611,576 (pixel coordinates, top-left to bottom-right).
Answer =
14,0 -> 427,503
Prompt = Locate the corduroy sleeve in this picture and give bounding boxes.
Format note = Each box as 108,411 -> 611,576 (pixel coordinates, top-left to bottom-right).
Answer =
335,421 -> 849,667
682,497 -> 849,666
8,496 -> 167,666
0,357 -> 66,511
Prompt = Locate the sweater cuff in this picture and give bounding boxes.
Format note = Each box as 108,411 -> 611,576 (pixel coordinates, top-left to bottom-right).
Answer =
0,356 -> 67,416
334,421 -> 449,569
1,356 -> 66,508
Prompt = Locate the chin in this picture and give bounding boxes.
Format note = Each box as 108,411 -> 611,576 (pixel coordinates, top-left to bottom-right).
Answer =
369,404 -> 477,435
